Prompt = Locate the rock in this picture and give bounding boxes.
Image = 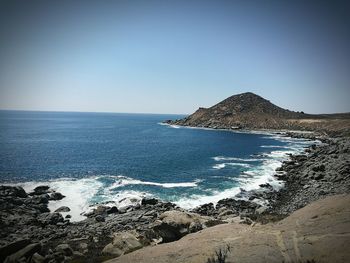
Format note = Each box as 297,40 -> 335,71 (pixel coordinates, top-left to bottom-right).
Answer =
312,164 -> 326,172
4,243 -> 41,263
37,212 -> 64,225
255,206 -> 267,215
0,185 -> 27,198
141,198 -> 158,206
31,194 -> 49,204
102,231 -> 143,257
85,205 -> 108,217
314,173 -> 325,180
102,243 -> 123,257
31,252 -> 45,263
106,206 -> 119,214
55,244 -> 73,256
72,251 -> 85,259
118,207 -> 127,214
31,186 -> 50,196
216,198 -> 261,215
259,183 -> 273,190
0,239 -> 31,262
218,209 -> 235,218
49,192 -> 65,200
65,214 -> 71,219
55,206 -> 70,212
192,203 -> 215,216
95,215 -> 105,222
153,210 -> 207,243
240,217 -> 253,225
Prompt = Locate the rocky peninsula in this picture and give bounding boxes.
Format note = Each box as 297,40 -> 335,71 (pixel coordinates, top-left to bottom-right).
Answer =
1,93 -> 350,263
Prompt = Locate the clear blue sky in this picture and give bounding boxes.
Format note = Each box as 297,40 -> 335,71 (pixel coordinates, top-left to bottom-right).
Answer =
0,0 -> 349,114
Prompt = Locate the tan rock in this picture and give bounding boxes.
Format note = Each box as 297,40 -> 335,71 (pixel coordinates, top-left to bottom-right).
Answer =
102,231 -> 143,257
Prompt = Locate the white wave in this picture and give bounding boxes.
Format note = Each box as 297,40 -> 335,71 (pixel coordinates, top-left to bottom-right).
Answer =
177,135 -> 317,209
212,163 -> 226,169
19,178 -> 102,222
158,122 -> 181,129
260,145 -> 292,149
107,176 -> 199,190
175,187 -> 242,209
212,156 -> 263,162
212,163 -> 251,170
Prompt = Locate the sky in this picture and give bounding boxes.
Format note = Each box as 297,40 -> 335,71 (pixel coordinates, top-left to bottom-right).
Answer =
0,0 -> 349,114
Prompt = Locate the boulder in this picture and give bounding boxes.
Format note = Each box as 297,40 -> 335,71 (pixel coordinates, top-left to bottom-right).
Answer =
106,206 -> 119,214
0,186 -> 27,198
31,194 -> 49,204
141,198 -> 158,206
37,213 -> 64,225
102,231 -> 143,257
31,186 -> 50,195
216,198 -> 261,214
55,206 -> 70,212
55,244 -> 73,256
95,215 -> 105,222
31,252 -> 45,263
4,243 -> 41,263
153,210 -> 207,243
49,192 -> 65,200
192,203 -> 215,216
0,239 -> 31,262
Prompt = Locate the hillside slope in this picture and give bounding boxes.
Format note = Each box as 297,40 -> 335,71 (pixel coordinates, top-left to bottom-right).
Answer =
165,92 -> 350,136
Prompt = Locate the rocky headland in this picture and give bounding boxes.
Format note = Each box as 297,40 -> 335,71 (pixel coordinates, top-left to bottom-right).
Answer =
165,92 -> 350,137
1,93 -> 350,263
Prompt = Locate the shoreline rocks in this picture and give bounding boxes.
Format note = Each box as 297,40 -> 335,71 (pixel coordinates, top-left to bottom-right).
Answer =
1,134 -> 349,262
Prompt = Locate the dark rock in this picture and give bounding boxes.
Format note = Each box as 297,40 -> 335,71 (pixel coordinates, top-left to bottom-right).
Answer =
141,198 -> 158,206
192,203 -> 215,216
0,185 -> 27,198
95,215 -> 105,222
312,164 -> 326,172
106,206 -> 119,214
31,195 -> 49,204
55,244 -> 73,256
259,183 -> 273,190
49,192 -> 65,201
4,243 -> 41,263
31,252 -> 45,263
30,185 -> 50,196
0,239 -> 31,262
55,206 -> 70,212
216,198 -> 260,214
37,213 -> 64,225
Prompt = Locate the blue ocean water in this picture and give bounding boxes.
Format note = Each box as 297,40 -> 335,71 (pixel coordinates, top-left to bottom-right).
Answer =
0,110 -> 312,220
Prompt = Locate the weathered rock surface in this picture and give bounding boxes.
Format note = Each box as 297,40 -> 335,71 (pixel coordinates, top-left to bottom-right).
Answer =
102,231 -> 143,257
153,210 -> 209,243
105,194 -> 350,263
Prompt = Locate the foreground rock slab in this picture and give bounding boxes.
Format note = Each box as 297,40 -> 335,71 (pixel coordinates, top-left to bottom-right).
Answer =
105,194 -> 350,263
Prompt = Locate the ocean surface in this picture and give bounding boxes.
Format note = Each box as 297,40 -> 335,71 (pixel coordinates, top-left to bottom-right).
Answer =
0,110 -> 314,220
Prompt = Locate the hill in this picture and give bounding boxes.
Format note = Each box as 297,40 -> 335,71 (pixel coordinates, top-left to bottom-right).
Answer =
165,92 -> 350,136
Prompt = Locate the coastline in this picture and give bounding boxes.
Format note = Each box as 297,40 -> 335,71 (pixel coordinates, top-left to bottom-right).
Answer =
1,127 -> 349,262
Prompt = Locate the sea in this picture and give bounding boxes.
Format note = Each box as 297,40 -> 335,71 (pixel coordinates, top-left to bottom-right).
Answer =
0,110 -> 315,221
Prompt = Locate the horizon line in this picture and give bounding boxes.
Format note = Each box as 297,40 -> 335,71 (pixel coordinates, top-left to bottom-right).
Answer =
0,108 -> 189,116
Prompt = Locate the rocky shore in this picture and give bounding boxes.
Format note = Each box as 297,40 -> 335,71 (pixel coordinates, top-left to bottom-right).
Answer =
1,134 -> 349,263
